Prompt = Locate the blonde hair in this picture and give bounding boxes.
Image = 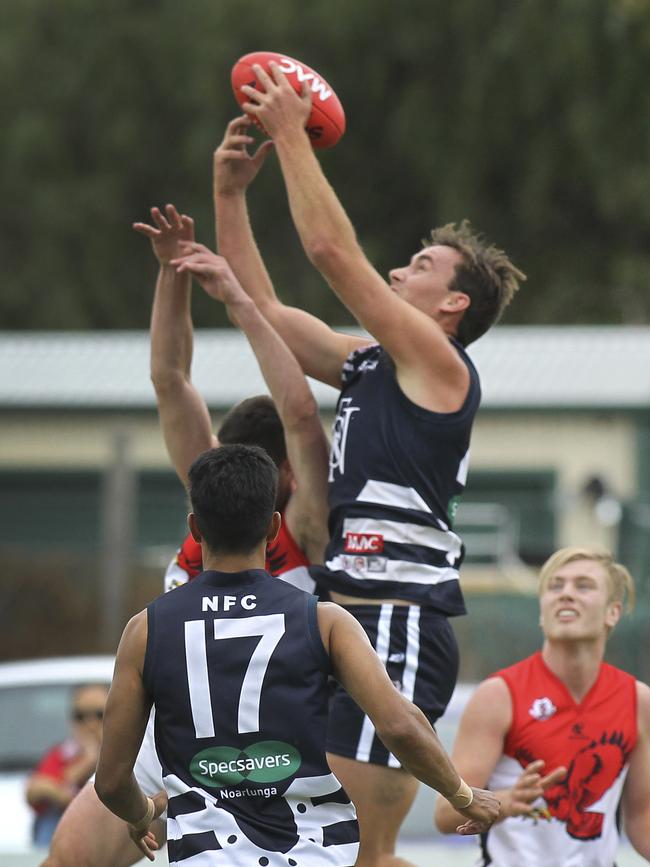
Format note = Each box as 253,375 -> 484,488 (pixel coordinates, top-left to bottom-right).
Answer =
539,546 -> 636,613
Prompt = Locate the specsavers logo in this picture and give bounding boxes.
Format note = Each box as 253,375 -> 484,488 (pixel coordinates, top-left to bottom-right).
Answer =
190,741 -> 301,788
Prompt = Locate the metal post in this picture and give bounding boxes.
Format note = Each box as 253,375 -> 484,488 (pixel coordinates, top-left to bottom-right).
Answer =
99,429 -> 136,650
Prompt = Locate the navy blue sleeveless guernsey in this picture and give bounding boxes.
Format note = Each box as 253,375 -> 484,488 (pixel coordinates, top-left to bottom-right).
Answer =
312,341 -> 480,613
143,569 -> 359,866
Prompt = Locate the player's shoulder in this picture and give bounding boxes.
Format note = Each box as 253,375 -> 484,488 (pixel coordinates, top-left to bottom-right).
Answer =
316,600 -> 367,642
635,680 -> 650,725
459,676 -> 512,734
316,600 -> 351,625
341,340 -> 380,383
472,675 -> 512,705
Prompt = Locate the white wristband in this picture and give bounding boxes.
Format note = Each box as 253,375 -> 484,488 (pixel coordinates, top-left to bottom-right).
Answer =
131,797 -> 155,832
448,779 -> 474,809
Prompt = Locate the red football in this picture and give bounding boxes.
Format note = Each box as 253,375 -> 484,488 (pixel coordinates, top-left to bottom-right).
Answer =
231,51 -> 346,149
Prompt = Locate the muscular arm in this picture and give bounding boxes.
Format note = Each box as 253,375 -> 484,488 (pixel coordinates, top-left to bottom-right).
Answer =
434,678 -> 511,832
171,243 -> 331,560
136,205 -> 217,487
214,117 -> 369,388
242,69 -> 469,411
94,612 -> 166,859
227,290 -> 330,563
621,681 -> 650,857
94,612 -> 152,824
319,603 -> 499,834
434,678 -> 566,832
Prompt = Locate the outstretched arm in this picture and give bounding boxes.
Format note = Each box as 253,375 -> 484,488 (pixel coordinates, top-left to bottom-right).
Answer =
621,682 -> 650,857
214,116 -> 369,388
433,678 -> 566,833
173,244 -> 329,563
319,603 -> 499,835
134,205 -> 217,486
241,66 -> 469,412
94,612 -> 167,861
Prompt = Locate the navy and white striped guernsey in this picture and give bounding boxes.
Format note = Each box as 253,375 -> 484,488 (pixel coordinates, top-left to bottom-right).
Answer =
311,340 -> 480,613
143,569 -> 359,866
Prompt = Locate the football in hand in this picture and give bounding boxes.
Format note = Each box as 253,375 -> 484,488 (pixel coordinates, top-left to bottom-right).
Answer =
231,51 -> 346,149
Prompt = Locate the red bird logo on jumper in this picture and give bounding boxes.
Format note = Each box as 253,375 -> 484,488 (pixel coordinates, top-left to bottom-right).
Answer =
543,731 -> 630,840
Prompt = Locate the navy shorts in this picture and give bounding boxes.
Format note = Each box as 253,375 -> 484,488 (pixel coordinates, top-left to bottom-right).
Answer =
326,604 -> 459,767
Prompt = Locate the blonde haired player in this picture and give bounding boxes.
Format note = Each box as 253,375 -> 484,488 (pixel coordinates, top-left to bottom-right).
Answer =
435,546 -> 650,865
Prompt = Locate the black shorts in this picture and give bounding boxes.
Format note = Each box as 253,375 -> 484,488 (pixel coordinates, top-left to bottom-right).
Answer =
326,604 -> 459,767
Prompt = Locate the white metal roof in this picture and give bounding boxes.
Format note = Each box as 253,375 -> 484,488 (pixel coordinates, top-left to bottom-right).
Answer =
0,326 -> 648,411
0,656 -> 115,687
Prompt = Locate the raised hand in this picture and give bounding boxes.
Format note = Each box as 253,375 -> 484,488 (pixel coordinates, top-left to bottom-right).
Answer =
171,243 -> 248,307
133,204 -> 195,266
501,759 -> 567,821
241,62 -> 312,142
214,115 -> 275,197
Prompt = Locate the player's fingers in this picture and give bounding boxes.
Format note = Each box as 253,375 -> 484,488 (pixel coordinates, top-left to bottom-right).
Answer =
176,262 -> 212,277
540,766 -> 567,788
252,139 -> 274,164
455,819 -> 484,836
136,836 -> 155,862
269,60 -> 292,91
254,62 -> 275,90
511,798 -> 538,814
517,785 -> 544,802
132,223 -> 158,237
217,149 -> 250,162
150,207 -> 171,231
242,101 -> 263,117
226,134 -> 255,148
227,114 -> 251,132
524,760 -> 545,774
519,772 -> 542,786
300,80 -> 313,105
241,86 -> 263,106
179,241 -> 210,254
165,203 -> 183,230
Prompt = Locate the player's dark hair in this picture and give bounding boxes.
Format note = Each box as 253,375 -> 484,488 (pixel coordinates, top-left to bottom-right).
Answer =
218,395 -> 287,468
188,444 -> 278,555
426,221 -> 526,347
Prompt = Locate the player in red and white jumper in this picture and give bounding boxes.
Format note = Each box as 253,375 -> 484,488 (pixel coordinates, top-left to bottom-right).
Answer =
43,205 -> 328,867
164,497 -> 311,594
435,546 -> 650,865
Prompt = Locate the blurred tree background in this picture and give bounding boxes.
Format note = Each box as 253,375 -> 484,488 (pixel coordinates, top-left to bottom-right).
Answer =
1,0 -> 649,330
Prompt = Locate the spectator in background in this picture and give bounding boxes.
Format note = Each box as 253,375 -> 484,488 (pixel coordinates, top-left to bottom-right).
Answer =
26,684 -> 108,846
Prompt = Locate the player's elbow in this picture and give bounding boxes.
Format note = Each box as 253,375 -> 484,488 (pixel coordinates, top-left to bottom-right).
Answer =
150,365 -> 187,396
305,237 -> 346,272
94,766 -> 123,809
374,704 -> 422,755
280,392 -> 320,433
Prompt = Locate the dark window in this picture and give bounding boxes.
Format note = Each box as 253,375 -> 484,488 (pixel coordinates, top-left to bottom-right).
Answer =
457,470 -> 556,567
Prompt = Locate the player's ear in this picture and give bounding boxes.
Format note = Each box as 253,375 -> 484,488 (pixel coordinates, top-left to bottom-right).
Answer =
605,600 -> 622,631
188,513 -> 202,544
443,291 -> 470,313
266,511 -> 281,544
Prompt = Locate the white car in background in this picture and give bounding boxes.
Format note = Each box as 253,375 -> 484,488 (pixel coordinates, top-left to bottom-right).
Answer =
0,656 -> 114,853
